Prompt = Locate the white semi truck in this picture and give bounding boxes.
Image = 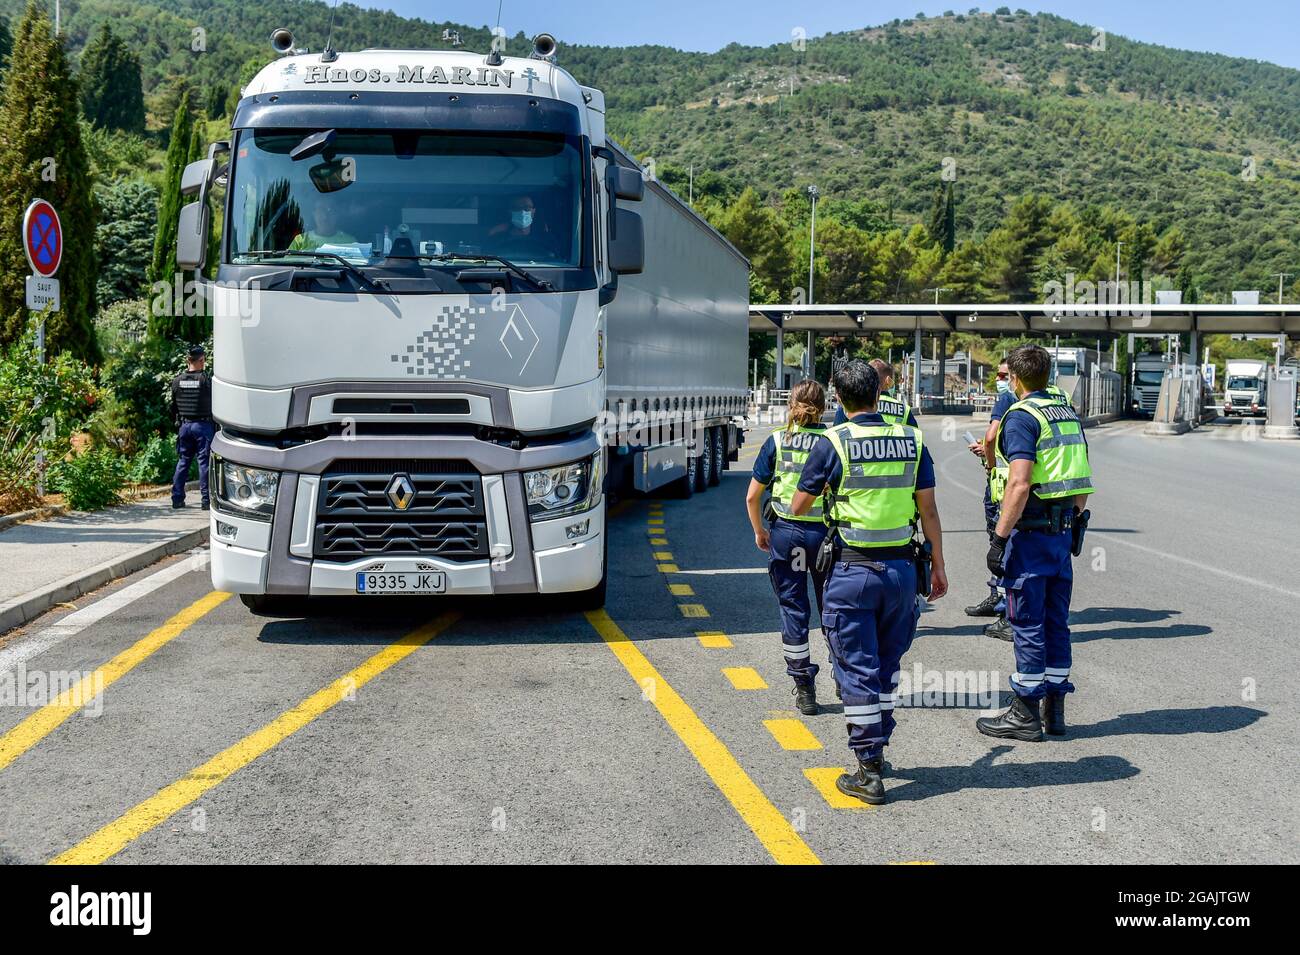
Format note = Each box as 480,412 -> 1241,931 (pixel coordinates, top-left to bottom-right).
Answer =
173,33 -> 750,612
1130,352 -> 1169,417
1222,359 -> 1269,418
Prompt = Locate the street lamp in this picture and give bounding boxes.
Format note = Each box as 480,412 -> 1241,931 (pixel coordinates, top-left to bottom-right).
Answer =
807,185 -> 819,305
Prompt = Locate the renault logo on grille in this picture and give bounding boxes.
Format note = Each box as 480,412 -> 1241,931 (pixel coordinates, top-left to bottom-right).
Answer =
386,474 -> 415,510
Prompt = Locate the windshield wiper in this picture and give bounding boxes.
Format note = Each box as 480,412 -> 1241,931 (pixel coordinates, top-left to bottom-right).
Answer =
241,250 -> 388,291
417,253 -> 554,291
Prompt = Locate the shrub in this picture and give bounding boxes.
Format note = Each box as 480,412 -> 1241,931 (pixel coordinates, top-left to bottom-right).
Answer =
0,320 -> 101,510
50,447 -> 126,511
129,432 -> 179,485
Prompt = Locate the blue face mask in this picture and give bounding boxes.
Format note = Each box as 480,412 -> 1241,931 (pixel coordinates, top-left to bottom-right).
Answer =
996,379 -> 1012,394
511,209 -> 534,229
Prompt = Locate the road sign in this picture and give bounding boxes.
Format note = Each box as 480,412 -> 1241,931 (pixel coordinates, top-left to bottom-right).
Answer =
25,275 -> 60,312
22,199 -> 62,278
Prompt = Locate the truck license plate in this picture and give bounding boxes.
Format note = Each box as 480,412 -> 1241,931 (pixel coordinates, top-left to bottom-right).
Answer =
355,571 -> 446,594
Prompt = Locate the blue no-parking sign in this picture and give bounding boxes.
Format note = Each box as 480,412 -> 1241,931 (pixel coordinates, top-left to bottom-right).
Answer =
23,198 -> 62,278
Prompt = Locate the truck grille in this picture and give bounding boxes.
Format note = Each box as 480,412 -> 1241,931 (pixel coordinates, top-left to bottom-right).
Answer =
313,461 -> 489,562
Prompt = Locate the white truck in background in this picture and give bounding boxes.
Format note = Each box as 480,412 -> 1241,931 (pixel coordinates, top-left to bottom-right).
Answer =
1130,352 -> 1169,417
1222,359 -> 1269,418
172,32 -> 749,613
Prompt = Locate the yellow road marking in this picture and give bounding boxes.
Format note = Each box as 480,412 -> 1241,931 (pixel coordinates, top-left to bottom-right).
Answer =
696,631 -> 732,648
668,583 -> 694,597
678,604 -> 710,618
50,613 -> 459,865
657,563 -> 680,573
650,537 -> 669,546
647,517 -> 664,525
764,718 -> 823,751
804,767 -> 876,810
0,591 -> 231,773
653,552 -> 674,561
584,610 -> 819,865
723,667 -> 768,690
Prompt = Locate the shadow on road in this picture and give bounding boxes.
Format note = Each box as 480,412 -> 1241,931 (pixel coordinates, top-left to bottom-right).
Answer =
886,745 -> 1140,802
1067,706 -> 1265,740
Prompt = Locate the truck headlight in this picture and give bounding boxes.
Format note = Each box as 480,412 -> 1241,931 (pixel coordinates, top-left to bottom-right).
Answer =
213,455 -> 279,520
524,452 -> 602,521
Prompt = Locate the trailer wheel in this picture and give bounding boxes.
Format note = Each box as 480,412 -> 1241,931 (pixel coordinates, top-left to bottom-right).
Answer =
694,432 -> 711,493
707,427 -> 724,486
673,450 -> 697,498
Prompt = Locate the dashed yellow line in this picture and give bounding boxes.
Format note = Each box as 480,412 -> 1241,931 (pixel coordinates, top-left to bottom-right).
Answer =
723,667 -> 768,690
668,583 -> 694,597
678,604 -> 710,618
657,564 -> 680,573
650,537 -> 669,546
653,552 -> 674,561
584,609 -> 820,865
50,613 -> 459,865
696,631 -> 732,648
764,718 -> 823,751
803,767 -> 876,810
0,591 -> 231,773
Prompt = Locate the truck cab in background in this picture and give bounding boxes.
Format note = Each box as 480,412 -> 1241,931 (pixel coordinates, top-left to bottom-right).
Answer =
1130,352 -> 1169,417
1222,359 -> 1269,418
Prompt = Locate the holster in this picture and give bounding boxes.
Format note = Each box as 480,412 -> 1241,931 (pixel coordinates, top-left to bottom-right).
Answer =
762,496 -> 777,524
913,538 -> 933,598
1071,508 -> 1090,557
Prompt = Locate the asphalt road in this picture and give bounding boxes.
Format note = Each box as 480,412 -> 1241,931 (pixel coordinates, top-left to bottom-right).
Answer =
0,414 -> 1295,864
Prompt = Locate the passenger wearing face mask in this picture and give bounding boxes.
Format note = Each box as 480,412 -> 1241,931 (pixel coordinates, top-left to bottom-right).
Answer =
966,360 -> 1015,636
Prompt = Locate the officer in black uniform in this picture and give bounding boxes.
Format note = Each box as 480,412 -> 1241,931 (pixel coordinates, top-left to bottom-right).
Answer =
170,345 -> 214,510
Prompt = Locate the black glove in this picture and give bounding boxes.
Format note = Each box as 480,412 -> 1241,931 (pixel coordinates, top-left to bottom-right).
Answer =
986,534 -> 1009,578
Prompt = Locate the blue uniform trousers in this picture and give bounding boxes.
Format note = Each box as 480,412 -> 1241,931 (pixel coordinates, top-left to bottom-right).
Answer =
173,420 -> 215,505
983,485 -> 1005,604
1002,527 -> 1075,699
767,517 -> 829,683
821,555 -> 918,759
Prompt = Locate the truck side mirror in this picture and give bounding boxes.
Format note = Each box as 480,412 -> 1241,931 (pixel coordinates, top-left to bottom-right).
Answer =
614,166 -> 644,201
181,158 -> 216,198
609,208 -> 643,275
176,201 -> 210,270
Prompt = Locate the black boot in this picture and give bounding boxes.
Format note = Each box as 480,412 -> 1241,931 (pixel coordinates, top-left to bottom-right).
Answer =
965,591 -> 1002,617
836,757 -> 886,805
984,615 -> 1013,641
792,681 -> 819,716
976,694 -> 1043,742
1041,694 -> 1066,736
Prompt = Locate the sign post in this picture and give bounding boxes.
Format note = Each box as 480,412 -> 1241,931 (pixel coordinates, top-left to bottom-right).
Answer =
23,198 -> 62,499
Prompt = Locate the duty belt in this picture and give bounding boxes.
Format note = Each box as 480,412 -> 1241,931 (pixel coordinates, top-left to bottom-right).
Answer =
1015,506 -> 1074,534
181,417 -> 213,424
836,541 -> 915,564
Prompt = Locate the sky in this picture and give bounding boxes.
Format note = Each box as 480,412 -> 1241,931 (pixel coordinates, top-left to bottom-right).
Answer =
361,1 -> 1300,70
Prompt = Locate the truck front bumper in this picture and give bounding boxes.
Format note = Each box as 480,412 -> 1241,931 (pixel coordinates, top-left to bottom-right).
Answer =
208,429 -> 604,597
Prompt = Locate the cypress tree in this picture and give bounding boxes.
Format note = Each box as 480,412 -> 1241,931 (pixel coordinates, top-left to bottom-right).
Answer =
147,87 -> 194,326
0,2 -> 99,362
79,23 -> 145,134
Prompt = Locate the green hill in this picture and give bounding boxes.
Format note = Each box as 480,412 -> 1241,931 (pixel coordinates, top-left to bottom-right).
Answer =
5,0 -> 1300,301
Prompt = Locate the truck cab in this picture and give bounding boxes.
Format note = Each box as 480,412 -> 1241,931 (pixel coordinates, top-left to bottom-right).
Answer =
172,37 -> 748,613
1223,360 -> 1268,418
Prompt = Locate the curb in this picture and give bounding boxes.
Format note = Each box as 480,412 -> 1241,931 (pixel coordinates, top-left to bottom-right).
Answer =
0,524 -> 210,636
0,505 -> 68,532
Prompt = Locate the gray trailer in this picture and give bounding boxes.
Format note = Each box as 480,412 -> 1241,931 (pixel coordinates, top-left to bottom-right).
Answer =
602,143 -> 750,497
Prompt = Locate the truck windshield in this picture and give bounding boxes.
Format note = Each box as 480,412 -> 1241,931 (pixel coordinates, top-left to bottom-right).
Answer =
1227,376 -> 1261,390
226,129 -> 584,270
1135,369 -> 1165,386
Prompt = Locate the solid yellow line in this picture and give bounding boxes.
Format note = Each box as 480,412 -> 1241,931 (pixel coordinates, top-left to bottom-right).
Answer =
50,612 -> 458,865
585,610 -> 820,865
0,590 -> 231,773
